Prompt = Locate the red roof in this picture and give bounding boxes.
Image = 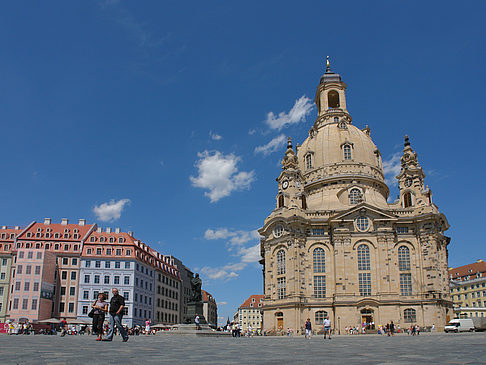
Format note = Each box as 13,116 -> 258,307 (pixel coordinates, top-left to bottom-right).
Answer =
0,227 -> 23,242
202,290 -> 215,303
18,222 -> 95,242
449,260 -> 486,281
239,294 -> 264,309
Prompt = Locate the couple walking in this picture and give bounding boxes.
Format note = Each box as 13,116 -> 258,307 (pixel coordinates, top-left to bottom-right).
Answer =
91,288 -> 129,342
304,316 -> 332,339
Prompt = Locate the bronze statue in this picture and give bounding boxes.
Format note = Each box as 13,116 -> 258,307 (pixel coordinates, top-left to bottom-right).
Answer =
190,273 -> 202,302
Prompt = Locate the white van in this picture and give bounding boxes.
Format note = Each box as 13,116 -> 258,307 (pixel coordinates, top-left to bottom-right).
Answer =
444,318 -> 475,333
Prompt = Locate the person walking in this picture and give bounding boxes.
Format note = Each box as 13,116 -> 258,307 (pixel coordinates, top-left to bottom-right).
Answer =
145,318 -> 151,335
323,316 -> 331,339
60,318 -> 67,337
104,288 -> 129,342
305,318 -> 312,339
91,292 -> 108,341
195,315 -> 200,330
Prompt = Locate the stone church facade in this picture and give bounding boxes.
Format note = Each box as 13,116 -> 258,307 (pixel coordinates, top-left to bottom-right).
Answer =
258,61 -> 452,333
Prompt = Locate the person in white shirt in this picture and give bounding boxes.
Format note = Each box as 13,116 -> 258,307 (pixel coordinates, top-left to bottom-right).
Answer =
323,316 -> 331,339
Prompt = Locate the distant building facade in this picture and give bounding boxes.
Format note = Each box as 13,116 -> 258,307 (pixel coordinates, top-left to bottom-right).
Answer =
449,260 -> 486,318
202,290 -> 217,327
237,294 -> 263,332
0,227 -> 21,321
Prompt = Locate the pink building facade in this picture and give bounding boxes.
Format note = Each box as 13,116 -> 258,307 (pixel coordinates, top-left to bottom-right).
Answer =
8,248 -> 56,322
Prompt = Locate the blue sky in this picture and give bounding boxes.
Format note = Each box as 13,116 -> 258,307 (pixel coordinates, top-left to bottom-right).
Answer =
1,1 -> 485,324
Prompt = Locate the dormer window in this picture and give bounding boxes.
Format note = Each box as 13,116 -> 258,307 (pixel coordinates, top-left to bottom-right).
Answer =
343,144 -> 352,160
305,154 -> 313,169
349,188 -> 361,205
118,237 -> 124,243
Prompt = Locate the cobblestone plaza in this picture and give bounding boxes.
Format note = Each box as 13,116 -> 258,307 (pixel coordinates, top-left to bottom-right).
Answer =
0,333 -> 484,364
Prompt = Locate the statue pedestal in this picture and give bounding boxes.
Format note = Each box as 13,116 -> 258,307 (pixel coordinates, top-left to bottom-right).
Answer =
184,301 -> 207,324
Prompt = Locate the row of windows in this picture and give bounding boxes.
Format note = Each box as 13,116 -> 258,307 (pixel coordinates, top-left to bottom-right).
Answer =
86,247 -> 131,256
156,311 -> 177,323
86,260 -> 130,269
452,283 -> 486,291
13,281 -> 40,292
18,251 -> 43,260
89,236 -> 125,243
0,233 -> 15,239
156,298 -> 178,311
16,243 -> 79,251
82,305 -> 129,316
157,285 -> 178,299
11,298 -> 38,311
84,274 -> 130,285
135,278 -> 153,291
26,232 -> 80,239
454,291 -> 486,300
134,292 -> 152,306
157,273 -> 179,289
16,265 -> 42,275
83,290 -> 129,301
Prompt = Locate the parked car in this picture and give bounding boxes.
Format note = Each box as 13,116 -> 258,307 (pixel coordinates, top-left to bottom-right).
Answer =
444,318 -> 475,333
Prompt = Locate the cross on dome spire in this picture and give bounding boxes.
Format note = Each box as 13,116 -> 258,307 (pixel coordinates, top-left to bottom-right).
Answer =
326,56 -> 331,73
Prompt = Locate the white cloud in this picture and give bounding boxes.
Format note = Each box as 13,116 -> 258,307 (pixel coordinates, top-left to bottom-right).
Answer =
200,228 -> 261,281
248,129 -> 256,135
383,152 -> 402,186
218,302 -> 228,305
265,95 -> 314,130
199,263 -> 246,280
93,199 -> 130,222
190,151 -> 255,203
204,228 -> 260,247
238,244 -> 261,263
254,134 -> 286,156
209,131 -> 222,140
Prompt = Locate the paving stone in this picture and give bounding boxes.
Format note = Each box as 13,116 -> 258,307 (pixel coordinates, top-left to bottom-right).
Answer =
0,332 -> 485,364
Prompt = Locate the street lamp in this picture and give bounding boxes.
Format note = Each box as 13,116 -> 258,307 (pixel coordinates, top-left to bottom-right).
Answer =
338,316 -> 341,335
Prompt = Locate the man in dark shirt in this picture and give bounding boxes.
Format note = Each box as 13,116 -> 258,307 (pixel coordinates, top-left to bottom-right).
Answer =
104,288 -> 129,342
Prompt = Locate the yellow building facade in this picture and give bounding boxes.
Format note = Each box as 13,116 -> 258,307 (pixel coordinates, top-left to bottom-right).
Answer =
259,61 -> 453,334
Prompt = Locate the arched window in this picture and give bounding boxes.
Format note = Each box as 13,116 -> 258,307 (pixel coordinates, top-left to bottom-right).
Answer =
119,237 -> 124,243
315,311 -> 328,325
349,188 -> 361,204
343,144 -> 352,160
301,195 -> 307,210
399,246 -> 412,296
334,117 -> 339,123
313,248 -> 325,273
404,308 -> 416,323
404,192 -> 413,208
305,154 -> 312,169
357,244 -> 370,271
328,90 -> 340,108
278,195 -> 284,208
357,244 -> 371,296
277,250 -> 286,275
398,246 -> 411,271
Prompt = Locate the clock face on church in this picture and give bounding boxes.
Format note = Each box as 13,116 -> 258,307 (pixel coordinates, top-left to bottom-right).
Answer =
282,180 -> 289,189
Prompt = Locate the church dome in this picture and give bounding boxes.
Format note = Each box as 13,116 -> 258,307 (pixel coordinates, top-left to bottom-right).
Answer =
297,122 -> 385,183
